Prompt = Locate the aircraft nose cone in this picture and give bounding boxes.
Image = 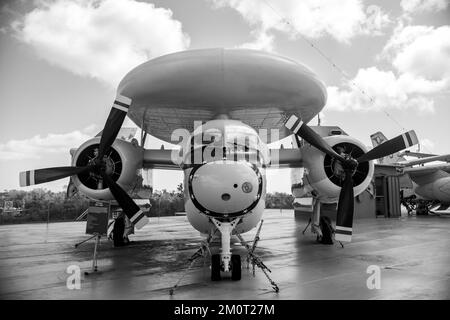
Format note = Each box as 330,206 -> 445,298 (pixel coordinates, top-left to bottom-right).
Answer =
189,161 -> 262,217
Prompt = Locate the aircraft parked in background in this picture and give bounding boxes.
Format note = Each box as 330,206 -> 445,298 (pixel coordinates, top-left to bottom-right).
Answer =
371,132 -> 450,215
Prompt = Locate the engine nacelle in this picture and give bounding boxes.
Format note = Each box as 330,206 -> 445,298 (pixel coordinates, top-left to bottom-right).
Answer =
301,135 -> 374,203
71,137 -> 143,200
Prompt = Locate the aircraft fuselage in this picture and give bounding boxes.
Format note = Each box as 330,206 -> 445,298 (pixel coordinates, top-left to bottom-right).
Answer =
413,177 -> 450,204
177,119 -> 269,236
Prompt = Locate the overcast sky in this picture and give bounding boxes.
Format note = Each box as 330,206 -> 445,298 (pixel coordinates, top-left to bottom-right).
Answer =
0,0 -> 449,193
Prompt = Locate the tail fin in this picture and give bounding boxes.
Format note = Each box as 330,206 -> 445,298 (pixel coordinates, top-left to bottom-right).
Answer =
370,131 -> 406,164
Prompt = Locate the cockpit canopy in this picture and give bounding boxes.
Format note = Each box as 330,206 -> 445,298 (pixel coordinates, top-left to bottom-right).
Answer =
184,120 -> 270,165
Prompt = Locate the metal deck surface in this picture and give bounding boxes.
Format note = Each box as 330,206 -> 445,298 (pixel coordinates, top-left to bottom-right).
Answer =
0,210 -> 449,299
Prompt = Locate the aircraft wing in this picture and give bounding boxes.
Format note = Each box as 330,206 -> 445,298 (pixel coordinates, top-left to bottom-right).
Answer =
403,164 -> 450,176
143,149 -> 181,170
398,154 -> 450,167
142,148 -> 304,169
96,127 -> 138,142
269,148 -> 303,168
398,150 -> 437,158
403,164 -> 450,185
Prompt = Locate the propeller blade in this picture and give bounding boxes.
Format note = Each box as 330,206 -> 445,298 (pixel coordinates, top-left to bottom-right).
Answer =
19,166 -> 91,187
98,94 -> 132,159
284,115 -> 346,162
357,130 -> 418,163
101,172 -> 148,229
335,171 -> 354,242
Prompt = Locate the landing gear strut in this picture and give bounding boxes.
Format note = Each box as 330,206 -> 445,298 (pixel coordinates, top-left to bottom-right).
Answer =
210,217 -> 278,292
305,199 -> 344,247
169,217 -> 279,294
210,217 -> 241,275
319,216 -> 333,245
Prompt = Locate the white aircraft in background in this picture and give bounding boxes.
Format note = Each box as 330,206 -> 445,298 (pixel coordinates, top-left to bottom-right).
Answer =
371,132 -> 450,215
18,49 -> 417,291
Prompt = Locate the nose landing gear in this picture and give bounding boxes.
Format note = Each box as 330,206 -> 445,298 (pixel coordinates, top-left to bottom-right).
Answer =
211,253 -> 241,281
231,254 -> 242,281
210,218 -> 241,279
211,218 -> 279,292
169,217 -> 278,295
211,254 -> 222,281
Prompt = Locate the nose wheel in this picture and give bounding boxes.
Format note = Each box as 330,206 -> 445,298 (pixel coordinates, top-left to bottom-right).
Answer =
210,218 -> 243,280
211,253 -> 242,281
231,254 -> 241,280
211,254 -> 221,281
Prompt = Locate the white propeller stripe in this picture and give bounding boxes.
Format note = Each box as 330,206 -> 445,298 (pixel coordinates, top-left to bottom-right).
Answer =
134,216 -> 149,230
335,234 -> 352,242
336,226 -> 352,232
113,104 -> 128,112
19,172 -> 27,187
407,130 -> 418,146
30,170 -> 35,185
130,209 -> 143,223
115,94 -> 131,106
401,133 -> 409,149
293,120 -> 303,133
130,209 -> 149,229
285,115 -> 298,130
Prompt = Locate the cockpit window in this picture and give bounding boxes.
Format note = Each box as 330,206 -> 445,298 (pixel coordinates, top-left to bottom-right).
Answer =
190,124 -> 261,150
191,127 -> 223,147
225,125 -> 259,152
186,122 -> 269,166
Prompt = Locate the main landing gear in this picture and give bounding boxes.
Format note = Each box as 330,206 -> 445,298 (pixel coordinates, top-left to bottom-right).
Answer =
303,199 -> 344,247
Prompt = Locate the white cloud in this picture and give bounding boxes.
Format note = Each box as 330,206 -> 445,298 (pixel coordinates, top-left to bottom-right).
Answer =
238,29 -> 275,51
0,125 -> 98,160
12,0 -> 190,87
400,0 -> 448,15
209,0 -> 390,45
382,25 -> 450,80
419,138 -> 435,151
328,23 -> 450,114
326,67 -> 445,113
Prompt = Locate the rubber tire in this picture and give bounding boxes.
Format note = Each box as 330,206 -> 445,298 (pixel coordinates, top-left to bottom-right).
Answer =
113,216 -> 125,247
319,216 -> 334,245
231,254 -> 241,281
417,202 -> 429,215
211,254 -> 222,281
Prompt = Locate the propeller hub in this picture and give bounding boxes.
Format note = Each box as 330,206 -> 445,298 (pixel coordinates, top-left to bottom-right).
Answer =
332,155 -> 358,179
342,157 -> 358,172
324,142 -> 369,188
76,144 -> 122,190
93,156 -> 115,175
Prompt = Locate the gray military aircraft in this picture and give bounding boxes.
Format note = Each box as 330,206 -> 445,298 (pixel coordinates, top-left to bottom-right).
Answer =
19,49 -> 417,288
371,132 -> 450,214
